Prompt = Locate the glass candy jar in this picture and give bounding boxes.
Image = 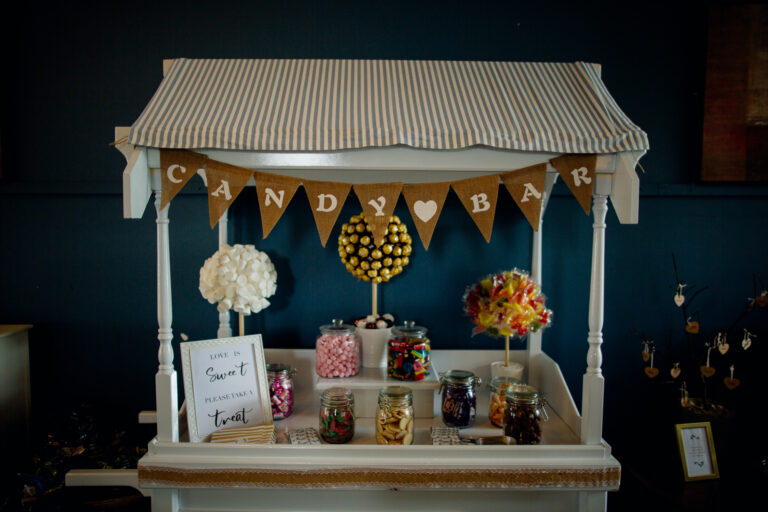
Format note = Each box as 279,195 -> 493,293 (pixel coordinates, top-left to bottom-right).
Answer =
319,387 -> 355,444
387,321 -> 431,380
439,370 -> 481,428
316,319 -> 360,378
489,376 -> 521,428
376,386 -> 414,445
503,384 -> 548,445
266,363 -> 295,419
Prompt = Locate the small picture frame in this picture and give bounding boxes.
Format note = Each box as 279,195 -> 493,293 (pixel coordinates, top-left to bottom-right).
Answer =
675,422 -> 720,481
180,335 -> 273,442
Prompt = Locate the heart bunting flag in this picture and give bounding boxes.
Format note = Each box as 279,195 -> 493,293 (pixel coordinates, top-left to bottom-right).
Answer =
158,149 -> 600,246
402,182 -> 451,250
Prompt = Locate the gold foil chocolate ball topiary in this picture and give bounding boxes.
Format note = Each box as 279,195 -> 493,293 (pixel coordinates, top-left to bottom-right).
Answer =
338,213 -> 412,283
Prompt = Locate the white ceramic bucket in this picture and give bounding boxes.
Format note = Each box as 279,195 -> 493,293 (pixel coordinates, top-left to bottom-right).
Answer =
490,360 -> 524,381
357,327 -> 391,368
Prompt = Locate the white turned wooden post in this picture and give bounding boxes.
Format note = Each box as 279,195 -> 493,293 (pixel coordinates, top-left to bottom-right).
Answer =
216,212 -> 232,339
153,178 -> 179,443
581,194 -> 608,445
526,214 -> 544,388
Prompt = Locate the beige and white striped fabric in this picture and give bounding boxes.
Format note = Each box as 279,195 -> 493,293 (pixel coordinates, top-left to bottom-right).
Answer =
129,58 -> 648,154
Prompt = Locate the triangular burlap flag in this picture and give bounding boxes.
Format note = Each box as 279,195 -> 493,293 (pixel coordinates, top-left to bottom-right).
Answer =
549,154 -> 597,215
159,149 -> 207,210
501,163 -> 548,231
303,180 -> 351,247
205,161 -> 253,228
353,183 -> 403,247
402,182 -> 450,250
451,174 -> 500,243
254,172 -> 302,239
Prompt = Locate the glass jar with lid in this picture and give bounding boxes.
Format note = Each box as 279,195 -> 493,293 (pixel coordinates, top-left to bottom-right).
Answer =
316,319 -> 360,378
439,370 -> 481,428
319,387 -> 355,444
266,363 -> 296,420
387,320 -> 431,380
503,384 -> 548,444
375,386 -> 414,445
488,376 -> 521,428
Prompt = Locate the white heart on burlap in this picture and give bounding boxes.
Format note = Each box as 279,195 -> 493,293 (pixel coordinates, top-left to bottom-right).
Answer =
414,200 -> 437,222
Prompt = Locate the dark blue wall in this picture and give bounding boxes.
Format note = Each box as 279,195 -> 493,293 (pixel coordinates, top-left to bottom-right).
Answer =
2,0 -> 766,480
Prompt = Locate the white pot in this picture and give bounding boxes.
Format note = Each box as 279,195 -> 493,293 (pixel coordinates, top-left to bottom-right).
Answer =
357,327 -> 391,368
490,360 -> 524,381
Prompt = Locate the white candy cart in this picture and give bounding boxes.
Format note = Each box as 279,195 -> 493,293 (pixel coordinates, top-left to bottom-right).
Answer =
67,58 -> 648,512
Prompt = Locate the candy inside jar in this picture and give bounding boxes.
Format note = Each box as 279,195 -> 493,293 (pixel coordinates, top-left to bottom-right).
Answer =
316,319 -> 360,378
376,386 -> 414,445
319,387 -> 355,444
266,363 -> 295,420
439,370 -> 480,428
502,384 -> 548,445
488,376 -> 521,428
387,321 -> 431,381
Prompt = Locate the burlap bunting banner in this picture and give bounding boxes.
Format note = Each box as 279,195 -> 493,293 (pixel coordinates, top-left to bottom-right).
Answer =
158,149 -> 599,245
302,180 -> 351,247
205,161 -> 254,228
549,154 -> 597,215
159,149 -> 207,210
501,163 -> 548,231
254,172 -> 302,239
451,174 -> 500,243
402,182 -> 451,250
353,183 -> 403,247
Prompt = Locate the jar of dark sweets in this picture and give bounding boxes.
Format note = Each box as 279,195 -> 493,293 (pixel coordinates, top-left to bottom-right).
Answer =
503,384 -> 548,445
439,370 -> 481,428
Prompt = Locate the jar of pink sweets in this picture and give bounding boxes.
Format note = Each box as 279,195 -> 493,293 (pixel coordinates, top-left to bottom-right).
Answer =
316,319 -> 360,378
266,363 -> 295,420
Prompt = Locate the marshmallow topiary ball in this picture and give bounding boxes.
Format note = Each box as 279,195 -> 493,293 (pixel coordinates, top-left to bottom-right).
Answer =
199,244 -> 277,315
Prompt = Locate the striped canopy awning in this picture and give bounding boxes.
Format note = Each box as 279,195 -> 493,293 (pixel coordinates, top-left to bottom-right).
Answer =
128,58 -> 648,154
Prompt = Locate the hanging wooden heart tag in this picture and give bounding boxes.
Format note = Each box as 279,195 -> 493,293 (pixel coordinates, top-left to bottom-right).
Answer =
642,350 -> 650,362
723,377 -> 741,390
685,321 -> 700,334
718,343 -> 729,355
670,366 -> 681,379
644,367 -> 659,378
742,337 -> 752,350
674,293 -> 685,307
700,365 -> 716,378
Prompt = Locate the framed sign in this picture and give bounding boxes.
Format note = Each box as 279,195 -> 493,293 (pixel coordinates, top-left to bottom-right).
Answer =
181,335 -> 272,442
675,422 -> 720,482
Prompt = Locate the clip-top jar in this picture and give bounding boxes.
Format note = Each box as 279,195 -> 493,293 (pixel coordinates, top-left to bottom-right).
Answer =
319,387 -> 355,443
316,319 -> 360,378
266,363 -> 295,420
387,321 -> 431,380
439,370 -> 481,428
503,384 -> 548,445
376,386 -> 414,445
488,376 -> 521,428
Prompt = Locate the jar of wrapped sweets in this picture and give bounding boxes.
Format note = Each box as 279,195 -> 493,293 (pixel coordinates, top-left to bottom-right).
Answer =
316,319 -> 360,378
319,387 -> 355,444
387,320 -> 431,380
376,386 -> 414,445
439,370 -> 481,428
503,384 -> 548,445
489,376 -> 521,428
266,363 -> 295,420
